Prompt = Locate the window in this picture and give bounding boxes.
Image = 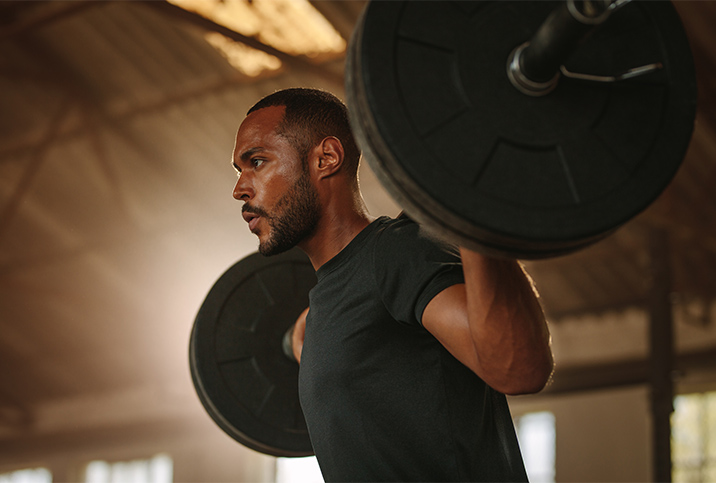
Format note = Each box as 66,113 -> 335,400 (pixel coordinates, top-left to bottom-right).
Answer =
167,0 -> 345,77
84,454 -> 172,483
0,468 -> 51,483
275,456 -> 323,483
515,411 -> 556,483
672,391 -> 716,482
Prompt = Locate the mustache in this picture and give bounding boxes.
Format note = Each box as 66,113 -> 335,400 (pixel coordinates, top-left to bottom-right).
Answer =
242,203 -> 270,219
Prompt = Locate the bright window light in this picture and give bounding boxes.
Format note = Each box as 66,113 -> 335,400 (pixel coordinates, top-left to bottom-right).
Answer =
204,31 -> 281,77
0,468 -> 51,483
276,456 -> 323,483
672,391 -> 716,482
167,0 -> 345,77
515,411 -> 556,483
85,454 -> 172,483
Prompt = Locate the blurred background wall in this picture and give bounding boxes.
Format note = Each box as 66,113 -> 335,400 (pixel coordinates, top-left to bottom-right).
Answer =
1,1 -> 715,481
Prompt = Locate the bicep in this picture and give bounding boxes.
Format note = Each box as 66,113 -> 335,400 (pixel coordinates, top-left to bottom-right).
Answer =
421,284 -> 481,376
422,260 -> 554,395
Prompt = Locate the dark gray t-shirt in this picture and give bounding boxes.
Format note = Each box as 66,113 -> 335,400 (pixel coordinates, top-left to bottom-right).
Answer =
298,216 -> 527,482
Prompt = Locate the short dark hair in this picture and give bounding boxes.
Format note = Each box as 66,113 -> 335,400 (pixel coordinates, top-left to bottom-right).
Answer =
247,88 -> 361,177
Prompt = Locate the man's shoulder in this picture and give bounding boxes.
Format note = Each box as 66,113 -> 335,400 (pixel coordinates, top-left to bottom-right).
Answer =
375,214 -> 453,247
373,213 -> 419,238
372,214 -> 460,260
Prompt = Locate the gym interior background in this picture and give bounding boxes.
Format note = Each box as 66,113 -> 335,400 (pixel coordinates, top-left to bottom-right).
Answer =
0,1 -> 715,481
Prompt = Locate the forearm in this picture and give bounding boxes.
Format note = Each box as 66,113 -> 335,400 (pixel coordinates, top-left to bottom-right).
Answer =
460,248 -> 553,394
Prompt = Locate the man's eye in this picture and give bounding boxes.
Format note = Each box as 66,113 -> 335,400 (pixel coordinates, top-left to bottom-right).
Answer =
252,158 -> 265,168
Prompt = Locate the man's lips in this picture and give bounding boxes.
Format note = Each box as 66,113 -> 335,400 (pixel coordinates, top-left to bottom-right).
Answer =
242,206 -> 267,233
242,211 -> 261,232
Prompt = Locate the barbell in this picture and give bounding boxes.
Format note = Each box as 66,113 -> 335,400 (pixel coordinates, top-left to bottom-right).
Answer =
190,248 -> 316,456
190,0 -> 697,456
347,0 -> 696,259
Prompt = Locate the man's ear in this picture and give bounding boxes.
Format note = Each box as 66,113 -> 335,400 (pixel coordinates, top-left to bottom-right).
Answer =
311,136 -> 344,180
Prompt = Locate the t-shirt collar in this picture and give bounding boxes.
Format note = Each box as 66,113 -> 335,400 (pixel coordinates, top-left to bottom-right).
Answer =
315,216 -> 389,280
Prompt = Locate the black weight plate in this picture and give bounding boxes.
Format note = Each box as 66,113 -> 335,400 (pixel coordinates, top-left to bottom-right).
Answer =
189,248 -> 316,457
346,1 -> 696,259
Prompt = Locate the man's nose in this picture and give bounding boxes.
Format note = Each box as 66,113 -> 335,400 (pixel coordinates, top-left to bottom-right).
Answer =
233,173 -> 253,201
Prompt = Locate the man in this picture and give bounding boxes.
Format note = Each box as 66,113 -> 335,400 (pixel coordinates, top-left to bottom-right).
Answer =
232,88 -> 553,481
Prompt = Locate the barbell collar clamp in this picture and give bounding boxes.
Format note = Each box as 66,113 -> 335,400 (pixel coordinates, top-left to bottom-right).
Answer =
560,62 -> 664,83
567,0 -> 614,26
507,42 -> 560,97
508,0 -> 616,96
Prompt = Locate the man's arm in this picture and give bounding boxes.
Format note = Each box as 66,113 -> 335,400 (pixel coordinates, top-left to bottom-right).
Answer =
291,307 -> 309,363
422,248 -> 553,395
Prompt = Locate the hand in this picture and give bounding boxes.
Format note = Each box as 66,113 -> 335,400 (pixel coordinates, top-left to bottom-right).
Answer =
292,307 -> 309,363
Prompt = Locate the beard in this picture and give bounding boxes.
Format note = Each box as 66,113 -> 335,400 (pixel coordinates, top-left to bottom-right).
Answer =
253,171 -> 321,256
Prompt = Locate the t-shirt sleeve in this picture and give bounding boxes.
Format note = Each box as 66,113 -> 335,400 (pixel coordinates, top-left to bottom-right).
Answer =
373,219 -> 465,326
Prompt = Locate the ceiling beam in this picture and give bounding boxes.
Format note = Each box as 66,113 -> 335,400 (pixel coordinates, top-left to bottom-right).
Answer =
544,299 -> 646,322
141,0 -> 344,88
0,401 -> 32,431
0,417 -> 209,462
0,96 -> 76,243
0,1 -> 98,42
542,346 -> 716,396
309,0 -> 366,42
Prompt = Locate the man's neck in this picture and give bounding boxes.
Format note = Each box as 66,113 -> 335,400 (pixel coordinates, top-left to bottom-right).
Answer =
299,199 -> 375,271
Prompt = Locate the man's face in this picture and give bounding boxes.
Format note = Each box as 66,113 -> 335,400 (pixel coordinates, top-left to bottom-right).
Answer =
232,106 -> 321,256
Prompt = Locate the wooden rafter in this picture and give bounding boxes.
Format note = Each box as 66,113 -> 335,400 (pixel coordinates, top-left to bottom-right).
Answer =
141,0 -> 344,88
0,1 -> 98,42
0,96 -> 76,242
540,346 -> 716,396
